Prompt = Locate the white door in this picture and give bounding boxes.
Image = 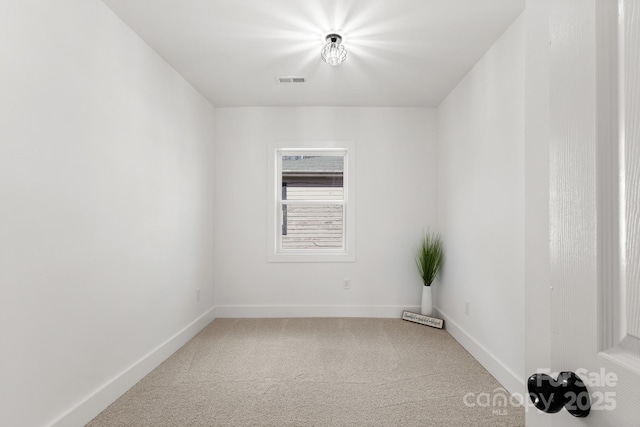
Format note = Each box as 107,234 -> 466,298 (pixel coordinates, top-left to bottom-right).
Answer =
533,0 -> 640,426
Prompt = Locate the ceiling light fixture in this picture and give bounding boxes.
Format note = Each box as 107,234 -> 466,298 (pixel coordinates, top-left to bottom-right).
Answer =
321,34 -> 347,66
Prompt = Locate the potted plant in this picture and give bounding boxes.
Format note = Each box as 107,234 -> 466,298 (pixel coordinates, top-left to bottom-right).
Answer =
415,231 -> 445,316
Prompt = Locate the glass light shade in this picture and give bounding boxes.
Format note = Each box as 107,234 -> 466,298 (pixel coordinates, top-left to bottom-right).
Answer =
321,34 -> 347,66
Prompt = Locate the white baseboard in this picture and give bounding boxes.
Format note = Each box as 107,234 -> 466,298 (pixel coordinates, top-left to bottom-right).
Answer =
48,307 -> 216,427
214,305 -> 421,319
435,307 -> 526,397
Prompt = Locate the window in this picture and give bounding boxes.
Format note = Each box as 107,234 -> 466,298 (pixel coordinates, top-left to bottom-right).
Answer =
267,142 -> 355,262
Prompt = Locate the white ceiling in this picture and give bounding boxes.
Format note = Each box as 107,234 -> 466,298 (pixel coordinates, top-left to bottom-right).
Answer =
102,0 -> 525,107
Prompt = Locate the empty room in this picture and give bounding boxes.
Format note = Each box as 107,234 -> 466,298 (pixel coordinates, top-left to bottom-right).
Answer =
2,0 -> 639,426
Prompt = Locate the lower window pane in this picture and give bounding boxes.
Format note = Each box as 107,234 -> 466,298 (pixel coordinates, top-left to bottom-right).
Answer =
282,204 -> 344,250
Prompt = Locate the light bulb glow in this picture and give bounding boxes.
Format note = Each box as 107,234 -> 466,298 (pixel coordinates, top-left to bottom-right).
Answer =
321,34 -> 347,66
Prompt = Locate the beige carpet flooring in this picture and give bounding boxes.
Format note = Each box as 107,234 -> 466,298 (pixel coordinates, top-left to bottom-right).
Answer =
87,318 -> 525,426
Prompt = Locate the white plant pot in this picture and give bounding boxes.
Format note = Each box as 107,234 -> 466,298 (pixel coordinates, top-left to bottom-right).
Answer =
421,285 -> 433,316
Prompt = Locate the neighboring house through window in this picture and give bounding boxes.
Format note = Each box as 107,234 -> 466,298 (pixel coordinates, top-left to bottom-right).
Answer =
267,141 -> 355,262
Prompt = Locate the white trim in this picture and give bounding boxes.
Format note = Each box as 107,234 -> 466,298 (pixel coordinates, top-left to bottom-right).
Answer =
214,305 -> 418,319
267,141 -> 356,263
47,308 -> 216,427
595,0 -> 622,354
596,0 -> 640,372
435,306 -> 525,397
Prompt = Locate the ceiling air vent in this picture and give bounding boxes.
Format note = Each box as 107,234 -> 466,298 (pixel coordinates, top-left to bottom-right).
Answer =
277,76 -> 306,84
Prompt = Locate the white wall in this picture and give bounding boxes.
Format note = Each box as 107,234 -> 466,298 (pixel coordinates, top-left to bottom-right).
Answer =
435,14 -> 525,395
523,0 -> 551,424
214,107 -> 437,317
0,1 -> 216,426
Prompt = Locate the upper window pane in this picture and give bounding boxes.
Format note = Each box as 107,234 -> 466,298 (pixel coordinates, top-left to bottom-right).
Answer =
281,155 -> 344,200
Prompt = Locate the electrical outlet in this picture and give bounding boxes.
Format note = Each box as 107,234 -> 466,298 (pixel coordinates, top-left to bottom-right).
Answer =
197,288 -> 201,302
343,278 -> 351,290
464,301 -> 470,315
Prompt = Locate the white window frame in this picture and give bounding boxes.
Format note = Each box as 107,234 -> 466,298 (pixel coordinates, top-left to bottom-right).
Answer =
267,141 -> 355,262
